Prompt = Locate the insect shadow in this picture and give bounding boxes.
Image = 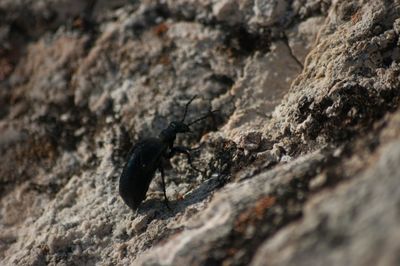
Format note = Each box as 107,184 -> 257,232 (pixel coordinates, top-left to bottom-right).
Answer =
136,173 -> 223,219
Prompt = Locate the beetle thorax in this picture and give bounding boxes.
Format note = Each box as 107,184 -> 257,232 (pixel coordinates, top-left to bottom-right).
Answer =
159,127 -> 177,144
159,121 -> 190,144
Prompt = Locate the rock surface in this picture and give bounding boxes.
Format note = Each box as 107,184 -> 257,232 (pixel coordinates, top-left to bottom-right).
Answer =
1,0 -> 400,265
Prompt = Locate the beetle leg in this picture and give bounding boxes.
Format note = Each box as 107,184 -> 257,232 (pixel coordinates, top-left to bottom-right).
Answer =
188,142 -> 205,152
168,146 -> 203,173
159,165 -> 171,210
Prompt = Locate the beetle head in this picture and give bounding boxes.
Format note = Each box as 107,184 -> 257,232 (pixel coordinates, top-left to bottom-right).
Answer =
170,121 -> 190,133
159,95 -> 218,143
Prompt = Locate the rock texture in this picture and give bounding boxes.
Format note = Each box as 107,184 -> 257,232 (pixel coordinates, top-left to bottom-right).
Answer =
1,0 -> 400,265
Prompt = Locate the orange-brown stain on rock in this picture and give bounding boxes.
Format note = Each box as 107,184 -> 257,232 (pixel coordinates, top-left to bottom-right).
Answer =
351,10 -> 362,25
255,196 -> 276,219
158,55 -> 171,66
234,196 -> 276,233
153,23 -> 169,37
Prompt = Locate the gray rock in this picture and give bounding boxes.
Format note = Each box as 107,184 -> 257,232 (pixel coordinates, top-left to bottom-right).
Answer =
251,140 -> 400,266
1,0 -> 400,265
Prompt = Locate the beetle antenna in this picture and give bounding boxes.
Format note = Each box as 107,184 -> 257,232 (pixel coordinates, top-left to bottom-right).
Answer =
188,110 -> 219,126
181,95 -> 197,122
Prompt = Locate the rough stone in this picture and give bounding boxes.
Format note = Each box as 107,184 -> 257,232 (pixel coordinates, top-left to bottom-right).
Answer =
286,16 -> 326,63
1,0 -> 400,265
251,139 -> 400,266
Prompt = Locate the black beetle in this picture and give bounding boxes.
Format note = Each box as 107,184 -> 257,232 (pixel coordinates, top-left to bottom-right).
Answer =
119,96 -> 214,210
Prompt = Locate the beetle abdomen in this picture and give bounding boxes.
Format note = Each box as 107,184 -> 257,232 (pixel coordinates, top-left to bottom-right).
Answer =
119,164 -> 151,210
119,139 -> 165,210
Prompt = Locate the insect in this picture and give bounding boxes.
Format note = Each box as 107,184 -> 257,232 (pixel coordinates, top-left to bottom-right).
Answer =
119,96 -> 214,210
